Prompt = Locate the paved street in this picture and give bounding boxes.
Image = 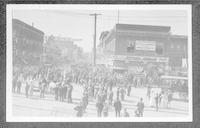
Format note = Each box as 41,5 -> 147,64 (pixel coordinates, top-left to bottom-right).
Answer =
12,84 -> 189,117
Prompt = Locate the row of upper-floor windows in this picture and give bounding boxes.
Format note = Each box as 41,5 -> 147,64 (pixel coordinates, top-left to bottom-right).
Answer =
170,43 -> 187,50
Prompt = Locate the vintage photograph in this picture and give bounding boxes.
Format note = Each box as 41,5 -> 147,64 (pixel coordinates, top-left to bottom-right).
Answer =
6,5 -> 192,122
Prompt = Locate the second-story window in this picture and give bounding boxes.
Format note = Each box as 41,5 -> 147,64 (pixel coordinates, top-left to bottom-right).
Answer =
156,44 -> 163,55
127,41 -> 135,53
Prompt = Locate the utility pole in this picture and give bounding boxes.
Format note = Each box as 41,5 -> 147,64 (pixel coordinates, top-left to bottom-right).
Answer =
90,13 -> 101,67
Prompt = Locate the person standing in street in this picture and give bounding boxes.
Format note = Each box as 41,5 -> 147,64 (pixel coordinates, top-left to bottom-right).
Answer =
114,98 -> 122,117
82,90 -> 89,113
167,91 -> 173,108
59,83 -> 65,102
54,81 -> 59,101
90,83 -> 95,98
127,85 -> 131,96
116,87 -> 120,100
94,84 -> 99,99
25,76 -> 31,98
108,89 -> 113,105
147,84 -> 151,100
155,93 -> 159,111
158,91 -> 163,106
63,80 -> 68,100
137,98 -> 144,117
120,87 -> 125,101
40,77 -> 47,99
67,82 -> 73,103
102,90 -> 107,103
96,100 -> 104,117
17,74 -> 22,94
103,101 -> 109,117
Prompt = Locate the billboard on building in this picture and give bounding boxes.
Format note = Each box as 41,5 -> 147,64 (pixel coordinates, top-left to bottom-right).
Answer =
135,40 -> 156,51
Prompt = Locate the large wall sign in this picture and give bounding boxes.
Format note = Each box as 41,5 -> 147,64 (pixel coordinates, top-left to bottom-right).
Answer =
135,40 -> 156,51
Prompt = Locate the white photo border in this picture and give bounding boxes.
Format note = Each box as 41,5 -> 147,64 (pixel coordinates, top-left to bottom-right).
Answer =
6,4 -> 192,122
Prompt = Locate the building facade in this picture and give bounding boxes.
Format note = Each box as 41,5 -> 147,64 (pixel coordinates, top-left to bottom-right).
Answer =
166,35 -> 188,68
12,19 -> 44,65
97,24 -> 188,72
44,35 -> 83,65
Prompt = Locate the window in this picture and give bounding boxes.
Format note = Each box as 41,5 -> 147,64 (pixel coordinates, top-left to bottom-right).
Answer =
156,44 -> 163,55
127,41 -> 135,53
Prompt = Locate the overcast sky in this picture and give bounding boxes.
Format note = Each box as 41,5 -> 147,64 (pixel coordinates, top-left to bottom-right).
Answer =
13,8 -> 188,52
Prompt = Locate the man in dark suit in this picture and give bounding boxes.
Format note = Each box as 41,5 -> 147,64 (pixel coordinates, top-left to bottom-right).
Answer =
137,98 -> 144,117
114,98 -> 122,117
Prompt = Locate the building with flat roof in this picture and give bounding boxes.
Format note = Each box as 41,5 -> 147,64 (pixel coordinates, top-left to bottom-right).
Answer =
97,24 -> 188,72
12,19 -> 44,65
44,35 -> 83,65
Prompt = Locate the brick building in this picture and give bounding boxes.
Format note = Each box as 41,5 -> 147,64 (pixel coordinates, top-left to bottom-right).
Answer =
97,24 -> 188,72
12,19 -> 44,65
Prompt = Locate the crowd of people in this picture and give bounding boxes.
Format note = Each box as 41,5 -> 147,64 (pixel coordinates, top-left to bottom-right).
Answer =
12,63 -> 184,117
146,85 -> 173,111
